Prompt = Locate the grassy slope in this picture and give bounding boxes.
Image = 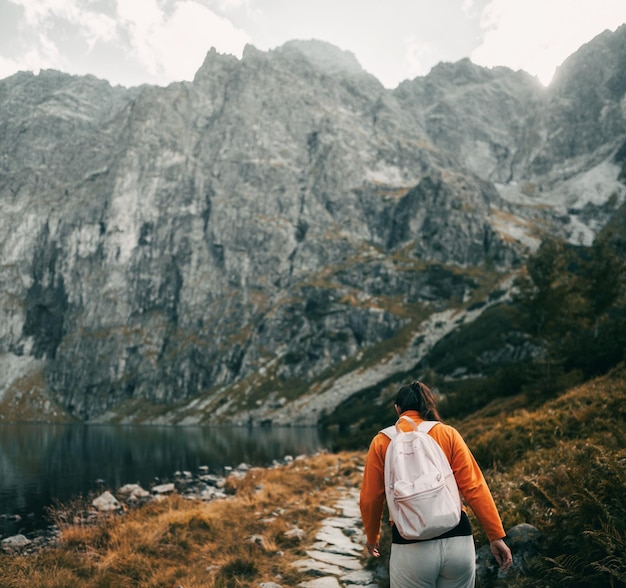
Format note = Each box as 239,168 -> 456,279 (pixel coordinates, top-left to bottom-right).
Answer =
1,366 -> 624,587
457,364 -> 626,587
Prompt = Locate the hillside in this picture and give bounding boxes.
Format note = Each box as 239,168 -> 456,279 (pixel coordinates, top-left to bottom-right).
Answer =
459,365 -> 626,587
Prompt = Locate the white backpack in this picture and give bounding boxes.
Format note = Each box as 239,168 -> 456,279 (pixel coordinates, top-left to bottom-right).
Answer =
381,416 -> 462,540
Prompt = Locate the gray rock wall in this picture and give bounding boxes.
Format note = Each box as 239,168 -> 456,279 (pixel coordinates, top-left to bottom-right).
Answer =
1,30 -> 625,423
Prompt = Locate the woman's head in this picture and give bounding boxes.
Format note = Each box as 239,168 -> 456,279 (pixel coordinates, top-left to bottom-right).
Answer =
395,381 -> 442,421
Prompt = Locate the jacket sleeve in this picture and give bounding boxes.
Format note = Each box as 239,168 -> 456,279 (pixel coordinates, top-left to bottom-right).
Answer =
359,433 -> 390,545
434,424 -> 506,542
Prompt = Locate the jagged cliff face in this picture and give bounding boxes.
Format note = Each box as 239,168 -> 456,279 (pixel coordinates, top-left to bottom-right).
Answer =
395,27 -> 626,186
1,32 -> 626,425
394,58 -> 546,184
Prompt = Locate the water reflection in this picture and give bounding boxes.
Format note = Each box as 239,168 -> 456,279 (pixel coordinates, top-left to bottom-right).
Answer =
0,423 -> 332,537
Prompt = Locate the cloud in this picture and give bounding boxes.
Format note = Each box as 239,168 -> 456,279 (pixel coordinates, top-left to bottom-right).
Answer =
2,5 -> 68,76
471,0 -> 626,84
4,0 -> 250,85
11,0 -> 117,45
404,36 -> 437,78
155,1 -> 251,80
213,0 -> 250,10
461,0 -> 475,16
115,0 -> 171,76
0,55 -> 20,80
116,0 -> 251,82
7,0 -> 117,76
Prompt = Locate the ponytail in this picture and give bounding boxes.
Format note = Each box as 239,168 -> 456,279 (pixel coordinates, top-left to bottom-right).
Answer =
395,381 -> 442,422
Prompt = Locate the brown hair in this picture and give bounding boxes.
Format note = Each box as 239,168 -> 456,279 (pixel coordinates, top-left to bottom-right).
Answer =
395,381 -> 442,421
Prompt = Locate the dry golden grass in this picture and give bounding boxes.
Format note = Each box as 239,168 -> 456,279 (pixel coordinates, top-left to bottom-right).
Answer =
456,366 -> 626,472
0,452 -> 365,588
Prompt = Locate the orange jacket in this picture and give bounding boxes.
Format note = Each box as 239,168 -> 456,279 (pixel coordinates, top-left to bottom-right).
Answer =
360,410 -> 506,544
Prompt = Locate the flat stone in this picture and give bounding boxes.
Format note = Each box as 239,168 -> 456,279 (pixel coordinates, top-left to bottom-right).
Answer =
334,495 -> 361,519
292,488 -> 369,586
340,568 -> 376,585
152,483 -> 176,494
118,483 -> 142,494
318,505 -> 337,515
324,516 -> 361,528
305,550 -> 362,571
284,527 -> 306,541
118,484 -> 150,499
315,525 -> 362,556
298,577 -> 342,588
292,558 -> 344,576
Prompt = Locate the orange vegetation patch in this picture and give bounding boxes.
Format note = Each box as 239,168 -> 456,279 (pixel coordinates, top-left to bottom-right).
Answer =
0,451 -> 366,588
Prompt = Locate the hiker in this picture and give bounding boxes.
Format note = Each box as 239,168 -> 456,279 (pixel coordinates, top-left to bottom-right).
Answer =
360,381 -> 512,587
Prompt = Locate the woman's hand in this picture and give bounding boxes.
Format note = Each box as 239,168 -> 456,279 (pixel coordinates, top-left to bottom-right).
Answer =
366,542 -> 380,557
490,538 -> 513,571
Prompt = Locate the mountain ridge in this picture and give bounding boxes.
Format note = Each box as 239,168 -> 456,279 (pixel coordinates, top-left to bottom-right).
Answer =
0,27 -> 625,425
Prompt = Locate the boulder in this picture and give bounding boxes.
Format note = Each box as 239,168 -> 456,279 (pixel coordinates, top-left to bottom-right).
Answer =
92,490 -> 121,512
151,483 -> 176,495
1,534 -> 32,552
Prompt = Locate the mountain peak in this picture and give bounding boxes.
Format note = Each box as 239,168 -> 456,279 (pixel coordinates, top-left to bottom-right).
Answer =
193,46 -> 240,82
273,39 -> 365,76
427,58 -> 519,86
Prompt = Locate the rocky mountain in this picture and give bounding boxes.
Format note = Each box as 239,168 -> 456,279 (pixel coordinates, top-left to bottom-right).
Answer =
1,29 -> 625,426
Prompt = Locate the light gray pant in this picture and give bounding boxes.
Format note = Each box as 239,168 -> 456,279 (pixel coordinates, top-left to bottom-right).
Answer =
389,535 -> 476,588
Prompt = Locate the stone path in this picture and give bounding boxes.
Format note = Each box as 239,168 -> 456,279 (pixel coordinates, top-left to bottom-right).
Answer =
290,487 -> 378,588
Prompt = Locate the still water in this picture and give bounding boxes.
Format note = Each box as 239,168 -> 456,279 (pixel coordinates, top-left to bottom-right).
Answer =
0,423 -> 334,538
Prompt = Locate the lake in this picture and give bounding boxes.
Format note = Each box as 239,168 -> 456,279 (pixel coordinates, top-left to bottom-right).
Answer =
0,423 -> 336,538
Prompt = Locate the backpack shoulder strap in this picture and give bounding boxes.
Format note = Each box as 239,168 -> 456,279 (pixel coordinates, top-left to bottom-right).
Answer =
380,425 -> 397,439
381,415 -> 419,439
417,420 -> 440,434
381,420 -> 441,434
399,415 -> 418,430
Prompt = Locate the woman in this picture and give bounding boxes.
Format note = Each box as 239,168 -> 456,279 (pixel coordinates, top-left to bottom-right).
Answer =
360,381 -> 512,588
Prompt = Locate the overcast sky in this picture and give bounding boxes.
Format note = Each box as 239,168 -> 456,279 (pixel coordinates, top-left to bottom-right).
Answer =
1,0 -> 625,89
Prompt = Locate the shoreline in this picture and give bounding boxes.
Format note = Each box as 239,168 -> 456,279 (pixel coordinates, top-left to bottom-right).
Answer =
1,453 -> 312,554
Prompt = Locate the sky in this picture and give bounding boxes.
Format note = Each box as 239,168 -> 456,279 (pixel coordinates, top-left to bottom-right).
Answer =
0,0 -> 625,89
